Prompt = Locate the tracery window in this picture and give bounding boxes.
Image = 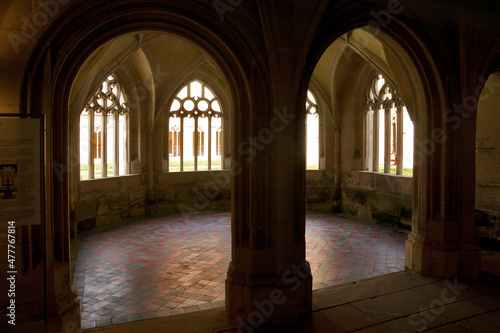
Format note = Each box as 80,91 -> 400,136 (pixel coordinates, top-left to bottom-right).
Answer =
80,75 -> 129,180
365,74 -> 413,176
168,80 -> 223,172
306,90 -> 319,170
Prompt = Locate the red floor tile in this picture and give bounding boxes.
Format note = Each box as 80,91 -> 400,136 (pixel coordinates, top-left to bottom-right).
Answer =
75,212 -> 407,327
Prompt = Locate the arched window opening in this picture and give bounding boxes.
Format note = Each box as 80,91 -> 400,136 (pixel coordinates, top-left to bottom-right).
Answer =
306,89 -> 319,170
168,80 -> 223,172
365,74 -> 413,176
80,75 -> 129,180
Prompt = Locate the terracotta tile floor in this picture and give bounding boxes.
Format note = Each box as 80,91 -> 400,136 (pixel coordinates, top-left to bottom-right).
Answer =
73,212 -> 407,329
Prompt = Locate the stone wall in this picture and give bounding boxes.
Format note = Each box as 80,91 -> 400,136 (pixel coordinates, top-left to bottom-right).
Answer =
72,175 -> 147,234
340,171 -> 412,229
71,171 -> 233,235
154,171 -> 232,216
71,169 -> 341,235
306,170 -> 337,212
476,73 -> 500,241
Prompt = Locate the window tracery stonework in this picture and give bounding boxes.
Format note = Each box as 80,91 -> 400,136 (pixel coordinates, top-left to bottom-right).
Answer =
168,80 -> 223,172
80,75 -> 129,179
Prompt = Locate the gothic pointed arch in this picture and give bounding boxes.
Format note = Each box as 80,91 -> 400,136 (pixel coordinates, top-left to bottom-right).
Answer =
20,3 -> 256,329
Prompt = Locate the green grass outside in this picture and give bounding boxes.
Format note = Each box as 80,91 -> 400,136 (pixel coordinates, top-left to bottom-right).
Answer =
169,159 -> 222,172
306,163 -> 319,170
170,161 -> 320,171
378,165 -> 413,177
82,161 -> 413,178
80,164 -> 114,180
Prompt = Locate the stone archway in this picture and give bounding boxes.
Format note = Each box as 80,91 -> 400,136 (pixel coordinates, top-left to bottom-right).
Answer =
305,27 -> 420,283
305,2 -> 481,279
20,3 -> 252,331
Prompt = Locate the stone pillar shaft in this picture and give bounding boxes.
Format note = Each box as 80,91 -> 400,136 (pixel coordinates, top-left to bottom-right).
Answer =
226,82 -> 312,325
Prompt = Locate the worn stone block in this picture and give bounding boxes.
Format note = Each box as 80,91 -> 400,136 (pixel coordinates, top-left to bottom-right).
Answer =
476,151 -> 500,184
306,186 -> 331,203
343,188 -> 368,206
129,207 -> 145,217
74,202 -> 96,222
372,211 -> 399,227
357,207 -> 372,221
476,184 -> 500,211
119,175 -> 142,192
129,190 -> 145,206
108,193 -> 130,213
476,128 -> 500,150
96,201 -> 108,216
79,177 -> 120,195
306,202 -> 324,212
161,186 -> 177,203
340,201 -> 358,217
374,174 -> 412,197
399,203 -> 412,220
367,192 -> 400,216
96,214 -> 121,229
341,171 -> 375,190
161,172 -> 196,185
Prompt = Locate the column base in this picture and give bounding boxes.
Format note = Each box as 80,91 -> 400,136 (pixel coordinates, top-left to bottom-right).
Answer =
47,289 -> 81,333
406,231 -> 481,279
226,261 -> 312,329
405,231 -> 430,275
406,230 -> 459,278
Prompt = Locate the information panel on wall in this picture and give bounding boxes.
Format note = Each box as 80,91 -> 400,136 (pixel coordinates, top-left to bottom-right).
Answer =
0,116 -> 43,226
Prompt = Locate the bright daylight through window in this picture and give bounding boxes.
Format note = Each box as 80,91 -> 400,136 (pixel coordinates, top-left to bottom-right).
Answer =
168,80 -> 223,172
80,75 -> 129,180
365,74 -> 413,176
306,89 -> 319,170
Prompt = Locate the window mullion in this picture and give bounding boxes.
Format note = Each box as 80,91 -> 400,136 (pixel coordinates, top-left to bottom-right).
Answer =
125,112 -> 130,174
208,117 -> 212,170
384,106 -> 391,173
167,116 -> 170,172
396,106 -> 404,175
194,116 -> 198,171
373,108 -> 379,172
89,112 -> 95,179
114,112 -> 119,176
305,114 -> 308,170
221,118 -> 224,169
180,116 -> 184,172
102,112 -> 108,177
318,112 -> 323,170
364,111 -> 368,171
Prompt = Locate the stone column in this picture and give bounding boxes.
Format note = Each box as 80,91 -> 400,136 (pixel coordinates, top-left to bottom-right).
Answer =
405,76 -> 481,279
456,72 -> 482,279
226,90 -> 312,327
226,3 -> 312,324
405,94 -> 462,278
